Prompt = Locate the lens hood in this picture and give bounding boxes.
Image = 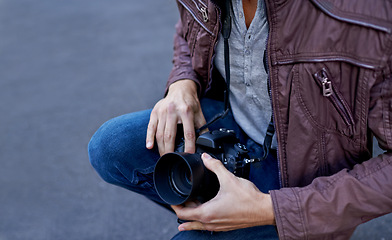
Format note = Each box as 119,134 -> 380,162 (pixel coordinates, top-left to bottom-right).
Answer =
153,152 -> 219,205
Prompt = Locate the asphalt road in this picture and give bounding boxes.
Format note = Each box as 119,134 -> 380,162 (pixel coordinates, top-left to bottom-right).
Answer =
0,0 -> 390,239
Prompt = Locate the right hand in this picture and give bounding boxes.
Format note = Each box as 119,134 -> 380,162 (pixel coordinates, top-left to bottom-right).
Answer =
146,80 -> 207,156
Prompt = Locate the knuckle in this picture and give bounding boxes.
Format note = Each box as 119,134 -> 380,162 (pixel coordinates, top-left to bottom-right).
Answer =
210,159 -> 222,169
167,102 -> 176,113
199,209 -> 214,224
204,224 -> 216,232
155,132 -> 164,141
147,123 -> 156,133
184,131 -> 195,141
179,104 -> 192,115
152,102 -> 162,114
164,131 -> 173,141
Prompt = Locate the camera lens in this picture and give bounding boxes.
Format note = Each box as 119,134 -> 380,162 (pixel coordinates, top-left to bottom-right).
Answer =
154,152 -> 219,205
170,161 -> 192,197
154,152 -> 197,205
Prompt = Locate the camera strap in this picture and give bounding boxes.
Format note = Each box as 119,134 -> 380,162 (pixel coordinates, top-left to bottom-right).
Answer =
195,0 -> 232,135
196,0 -> 275,161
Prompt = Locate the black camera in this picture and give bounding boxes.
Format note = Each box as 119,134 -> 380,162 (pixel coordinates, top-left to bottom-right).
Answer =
153,128 -> 251,205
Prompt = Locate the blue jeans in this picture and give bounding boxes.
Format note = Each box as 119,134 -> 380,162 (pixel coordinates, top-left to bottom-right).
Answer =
88,98 -> 280,239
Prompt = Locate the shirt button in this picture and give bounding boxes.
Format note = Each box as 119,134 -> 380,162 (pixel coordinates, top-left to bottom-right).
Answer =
246,82 -> 251,86
245,49 -> 251,55
239,12 -> 243,18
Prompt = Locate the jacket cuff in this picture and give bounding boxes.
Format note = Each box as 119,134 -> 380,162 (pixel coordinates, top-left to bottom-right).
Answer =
270,188 -> 307,240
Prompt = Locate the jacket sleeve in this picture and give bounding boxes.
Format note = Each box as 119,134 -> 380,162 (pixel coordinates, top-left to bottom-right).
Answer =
165,18 -> 202,96
270,61 -> 392,239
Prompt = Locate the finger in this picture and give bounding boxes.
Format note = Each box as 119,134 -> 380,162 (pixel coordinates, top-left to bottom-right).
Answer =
171,203 -> 201,222
195,117 -> 208,135
181,111 -> 196,153
163,103 -> 178,154
156,112 -> 167,156
170,200 -> 201,213
199,127 -> 209,135
183,200 -> 201,208
194,110 -> 207,131
171,204 -> 183,213
146,110 -> 158,149
178,221 -> 206,232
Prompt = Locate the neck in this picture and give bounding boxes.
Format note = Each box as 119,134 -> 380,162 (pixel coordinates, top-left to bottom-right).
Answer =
242,0 -> 258,28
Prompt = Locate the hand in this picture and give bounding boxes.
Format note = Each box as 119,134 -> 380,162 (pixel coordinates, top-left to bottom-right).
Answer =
146,80 -> 206,156
172,153 -> 276,232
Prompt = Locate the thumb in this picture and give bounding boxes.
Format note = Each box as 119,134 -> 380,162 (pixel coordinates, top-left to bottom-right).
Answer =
201,153 -> 231,181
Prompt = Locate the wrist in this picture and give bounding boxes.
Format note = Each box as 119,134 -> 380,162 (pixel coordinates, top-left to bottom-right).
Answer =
258,193 -> 276,226
168,79 -> 198,97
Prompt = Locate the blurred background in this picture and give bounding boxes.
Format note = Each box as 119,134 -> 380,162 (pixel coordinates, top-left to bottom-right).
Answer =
0,0 -> 390,239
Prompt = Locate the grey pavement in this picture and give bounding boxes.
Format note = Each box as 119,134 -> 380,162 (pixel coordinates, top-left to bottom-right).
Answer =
0,0 -> 390,240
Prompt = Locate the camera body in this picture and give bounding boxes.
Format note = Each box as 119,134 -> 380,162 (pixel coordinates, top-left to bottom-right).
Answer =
153,128 -> 250,205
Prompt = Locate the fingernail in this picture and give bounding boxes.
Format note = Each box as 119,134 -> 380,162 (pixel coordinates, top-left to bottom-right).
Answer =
202,153 -> 211,159
146,141 -> 153,149
179,226 -> 185,231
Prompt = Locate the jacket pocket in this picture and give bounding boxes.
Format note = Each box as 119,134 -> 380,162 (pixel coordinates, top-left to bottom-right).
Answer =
313,68 -> 355,128
294,63 -> 357,137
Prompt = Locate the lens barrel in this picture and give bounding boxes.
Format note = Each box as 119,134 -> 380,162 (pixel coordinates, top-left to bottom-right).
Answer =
153,152 -> 219,205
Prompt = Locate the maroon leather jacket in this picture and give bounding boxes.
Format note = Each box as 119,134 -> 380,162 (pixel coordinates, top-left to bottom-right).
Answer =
167,0 -> 392,239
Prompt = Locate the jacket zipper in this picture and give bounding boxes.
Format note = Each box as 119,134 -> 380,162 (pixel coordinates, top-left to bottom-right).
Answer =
192,0 -> 208,22
314,68 -> 355,127
178,0 -> 213,35
264,0 -> 283,188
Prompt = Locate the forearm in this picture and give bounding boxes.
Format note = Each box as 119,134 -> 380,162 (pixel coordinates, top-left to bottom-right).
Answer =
271,152 -> 392,239
166,19 -> 202,96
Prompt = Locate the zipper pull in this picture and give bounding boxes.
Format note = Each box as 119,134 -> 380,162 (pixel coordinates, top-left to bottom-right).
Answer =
322,77 -> 332,97
192,0 -> 208,22
200,6 -> 208,22
319,70 -> 333,97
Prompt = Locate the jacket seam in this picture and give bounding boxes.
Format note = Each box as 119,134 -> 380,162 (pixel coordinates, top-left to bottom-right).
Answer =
276,52 -> 381,69
311,0 -> 392,33
205,9 -> 219,93
320,132 -> 328,175
383,37 -> 392,148
382,78 -> 392,148
297,155 -> 392,196
355,157 -> 392,181
358,69 -> 369,153
271,191 -> 287,239
292,188 -> 309,239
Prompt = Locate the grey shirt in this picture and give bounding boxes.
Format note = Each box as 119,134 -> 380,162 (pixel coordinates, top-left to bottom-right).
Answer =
214,0 -> 277,148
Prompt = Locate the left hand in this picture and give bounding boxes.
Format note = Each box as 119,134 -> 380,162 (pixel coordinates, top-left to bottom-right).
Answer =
171,153 -> 276,232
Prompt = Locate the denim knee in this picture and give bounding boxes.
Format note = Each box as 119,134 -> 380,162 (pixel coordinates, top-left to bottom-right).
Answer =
88,110 -> 159,186
88,118 -> 122,184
